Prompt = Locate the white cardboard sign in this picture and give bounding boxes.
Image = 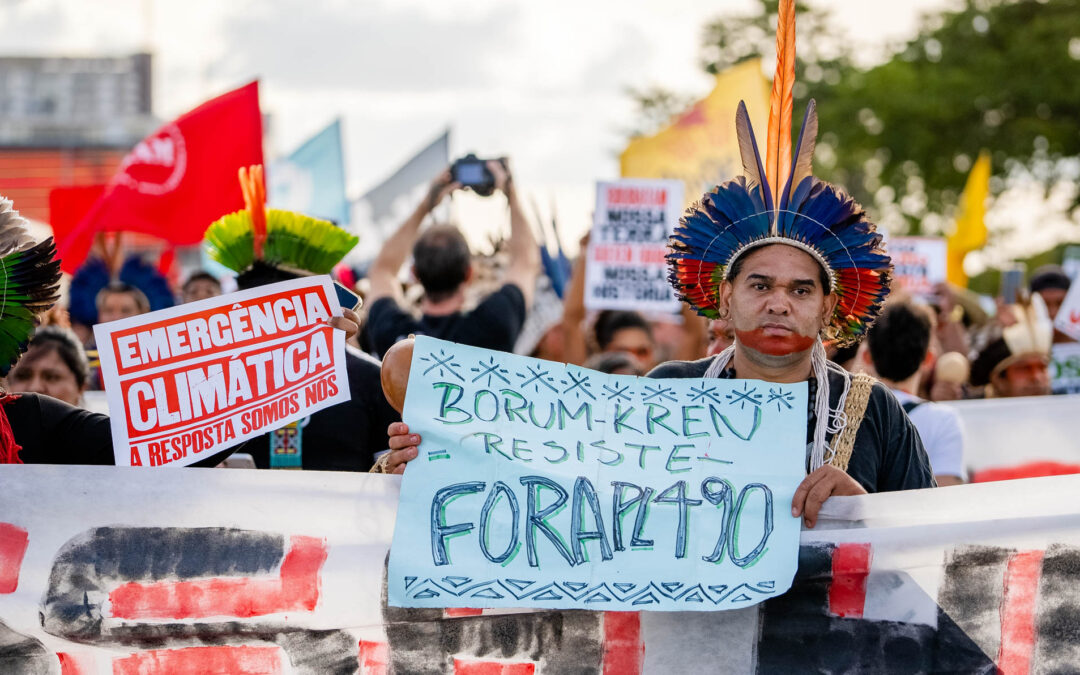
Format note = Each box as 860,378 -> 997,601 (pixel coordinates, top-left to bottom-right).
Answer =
889,236 -> 947,298
93,276 -> 350,467
584,179 -> 684,312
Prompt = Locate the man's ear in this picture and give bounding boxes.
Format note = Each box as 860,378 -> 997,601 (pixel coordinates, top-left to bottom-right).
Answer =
464,263 -> 475,284
717,280 -> 733,314
409,265 -> 418,283
822,292 -> 840,323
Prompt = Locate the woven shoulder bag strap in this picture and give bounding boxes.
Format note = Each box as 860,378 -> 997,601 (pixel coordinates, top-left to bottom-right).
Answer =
828,372 -> 876,473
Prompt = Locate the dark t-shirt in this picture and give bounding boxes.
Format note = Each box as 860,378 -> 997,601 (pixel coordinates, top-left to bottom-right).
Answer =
248,347 -> 401,471
367,284 -> 527,359
8,393 -> 114,465
648,357 -> 935,493
7,393 -> 249,467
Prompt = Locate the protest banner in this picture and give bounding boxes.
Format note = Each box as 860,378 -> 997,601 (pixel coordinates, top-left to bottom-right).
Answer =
93,276 -> 350,468
5,461 -> 1080,673
889,236 -> 947,299
945,394 -> 1080,482
584,179 -> 684,313
387,337 -> 806,611
1053,278 -> 1080,342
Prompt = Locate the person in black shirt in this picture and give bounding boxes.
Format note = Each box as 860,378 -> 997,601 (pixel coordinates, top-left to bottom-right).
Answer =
365,161 -> 540,358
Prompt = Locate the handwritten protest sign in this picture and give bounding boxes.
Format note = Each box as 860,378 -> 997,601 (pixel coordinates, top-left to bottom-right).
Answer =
388,336 -> 806,611
1054,279 -> 1080,342
93,276 -> 350,468
584,179 -> 684,312
889,236 -> 947,298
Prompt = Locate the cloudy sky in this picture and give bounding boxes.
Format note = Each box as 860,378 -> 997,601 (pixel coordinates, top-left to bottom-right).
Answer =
2,0 -> 959,248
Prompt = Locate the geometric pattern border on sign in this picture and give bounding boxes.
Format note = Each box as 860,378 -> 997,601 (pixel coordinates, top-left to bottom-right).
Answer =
403,576 -> 777,608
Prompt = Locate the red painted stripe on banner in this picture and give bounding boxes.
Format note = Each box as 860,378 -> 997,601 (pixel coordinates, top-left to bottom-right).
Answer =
829,543 -> 872,618
972,461 -> 1080,483
453,659 -> 535,675
603,611 -> 644,674
109,535 -> 326,619
112,646 -> 282,675
444,608 -> 484,618
997,549 -> 1044,675
58,652 -> 95,675
358,640 -> 388,675
0,523 -> 29,593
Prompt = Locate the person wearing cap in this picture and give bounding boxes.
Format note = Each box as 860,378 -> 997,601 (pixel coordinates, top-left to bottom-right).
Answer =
1029,264 -> 1075,344
378,1 -> 934,528
970,294 -> 1053,398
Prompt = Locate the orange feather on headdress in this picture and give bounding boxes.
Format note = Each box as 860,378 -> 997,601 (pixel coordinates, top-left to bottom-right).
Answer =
766,0 -> 796,227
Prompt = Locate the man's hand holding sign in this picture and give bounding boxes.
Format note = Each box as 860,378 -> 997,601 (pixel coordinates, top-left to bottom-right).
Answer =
94,276 -> 353,467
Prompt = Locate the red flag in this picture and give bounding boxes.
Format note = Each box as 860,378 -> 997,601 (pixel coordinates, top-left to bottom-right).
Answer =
56,82 -> 263,273
48,184 -> 106,245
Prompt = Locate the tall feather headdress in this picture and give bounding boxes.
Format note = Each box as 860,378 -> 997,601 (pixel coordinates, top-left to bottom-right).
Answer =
667,0 -> 891,346
0,198 -> 62,375
205,165 -> 359,280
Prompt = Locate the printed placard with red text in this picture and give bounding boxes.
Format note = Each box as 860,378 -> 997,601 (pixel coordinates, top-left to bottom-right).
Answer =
584,179 -> 684,313
93,276 -> 349,467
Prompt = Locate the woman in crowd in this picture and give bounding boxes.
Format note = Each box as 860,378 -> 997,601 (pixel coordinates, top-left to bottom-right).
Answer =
6,326 -> 89,407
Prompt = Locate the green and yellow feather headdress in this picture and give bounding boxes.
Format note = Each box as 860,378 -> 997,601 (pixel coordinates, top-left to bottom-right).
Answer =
204,165 -> 358,278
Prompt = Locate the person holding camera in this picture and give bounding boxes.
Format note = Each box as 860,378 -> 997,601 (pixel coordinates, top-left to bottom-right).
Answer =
365,158 -> 540,358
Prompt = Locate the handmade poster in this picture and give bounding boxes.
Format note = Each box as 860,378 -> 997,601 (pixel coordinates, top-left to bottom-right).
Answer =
387,336 -> 807,611
889,236 -> 947,299
93,276 -> 350,468
1053,279 -> 1080,342
584,179 -> 684,312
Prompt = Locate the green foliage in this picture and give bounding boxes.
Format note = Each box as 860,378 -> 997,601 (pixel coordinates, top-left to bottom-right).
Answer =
627,0 -> 1080,236
205,209 -> 359,275
816,0 -> 1080,230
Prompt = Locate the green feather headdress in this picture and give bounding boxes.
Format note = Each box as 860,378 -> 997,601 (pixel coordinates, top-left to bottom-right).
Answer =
204,165 -> 358,276
0,198 -> 62,376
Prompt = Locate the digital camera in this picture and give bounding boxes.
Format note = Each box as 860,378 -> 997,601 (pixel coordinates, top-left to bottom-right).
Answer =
450,153 -> 506,197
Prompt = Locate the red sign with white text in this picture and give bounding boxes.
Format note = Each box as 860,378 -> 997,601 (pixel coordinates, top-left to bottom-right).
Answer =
94,276 -> 349,467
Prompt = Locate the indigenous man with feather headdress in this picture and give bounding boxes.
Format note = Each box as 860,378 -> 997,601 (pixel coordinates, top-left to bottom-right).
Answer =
381,0 -> 935,527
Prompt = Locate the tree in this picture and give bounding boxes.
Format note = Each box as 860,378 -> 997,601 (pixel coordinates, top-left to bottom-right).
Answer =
627,0 -> 1080,238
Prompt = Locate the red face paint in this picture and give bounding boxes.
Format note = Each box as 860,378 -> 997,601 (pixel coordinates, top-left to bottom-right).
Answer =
736,328 -> 815,356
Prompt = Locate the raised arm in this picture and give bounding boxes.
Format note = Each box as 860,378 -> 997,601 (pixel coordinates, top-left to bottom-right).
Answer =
366,169 -> 458,304
490,160 -> 541,308
561,234 -> 590,366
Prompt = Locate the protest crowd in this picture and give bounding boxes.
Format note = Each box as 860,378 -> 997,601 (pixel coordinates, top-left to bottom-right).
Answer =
2,0 -> 1080,671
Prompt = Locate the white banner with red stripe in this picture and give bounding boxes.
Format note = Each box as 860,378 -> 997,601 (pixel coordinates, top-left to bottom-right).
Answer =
2,464 -> 1079,673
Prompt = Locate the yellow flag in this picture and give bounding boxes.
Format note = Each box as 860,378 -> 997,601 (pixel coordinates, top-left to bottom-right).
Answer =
946,150 -> 991,287
620,59 -> 771,206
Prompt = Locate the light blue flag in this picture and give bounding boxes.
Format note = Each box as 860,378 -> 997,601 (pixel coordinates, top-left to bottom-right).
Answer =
388,337 -> 808,612
269,119 -> 349,226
